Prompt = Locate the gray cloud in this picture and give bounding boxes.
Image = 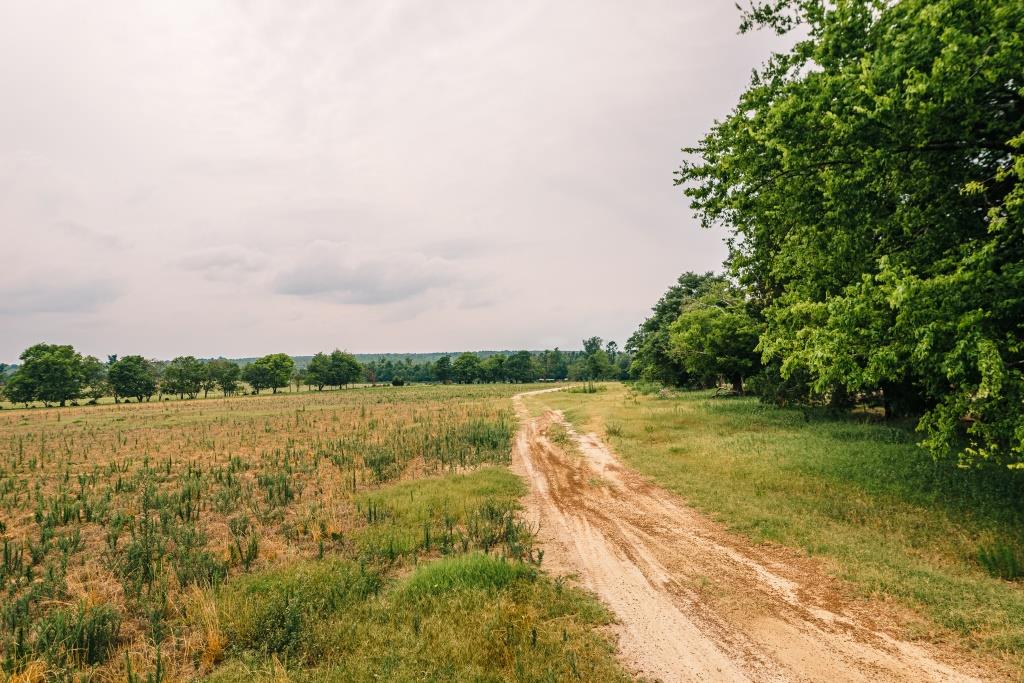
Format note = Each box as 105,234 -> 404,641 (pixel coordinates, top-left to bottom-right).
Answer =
177,245 -> 270,281
274,241 -> 461,305
0,280 -> 118,315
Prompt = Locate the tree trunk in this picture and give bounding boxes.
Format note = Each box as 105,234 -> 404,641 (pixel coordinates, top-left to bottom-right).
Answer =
731,375 -> 744,394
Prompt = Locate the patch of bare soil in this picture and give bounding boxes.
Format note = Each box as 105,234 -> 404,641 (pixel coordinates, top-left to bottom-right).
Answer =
511,390 -> 990,683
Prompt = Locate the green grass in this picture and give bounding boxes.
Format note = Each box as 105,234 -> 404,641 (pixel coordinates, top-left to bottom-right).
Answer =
525,383 -> 1024,670
202,554 -> 626,682
352,467 -> 538,564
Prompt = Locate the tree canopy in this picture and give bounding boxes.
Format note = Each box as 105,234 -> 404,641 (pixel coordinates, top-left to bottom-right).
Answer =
676,0 -> 1023,464
244,353 -> 295,394
667,282 -> 762,393
627,272 -> 725,385
108,355 -> 157,403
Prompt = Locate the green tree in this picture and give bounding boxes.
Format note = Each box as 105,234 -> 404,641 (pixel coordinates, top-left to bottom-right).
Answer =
679,0 -> 1024,464
435,355 -> 453,384
293,368 -> 308,392
480,355 -> 506,383
452,353 -> 482,384
627,272 -> 725,385
328,350 -> 362,387
242,362 -> 271,394
13,343 -> 86,406
504,351 -> 535,383
575,337 -> 613,381
80,356 -> 108,402
2,372 -> 36,407
306,352 -> 332,390
245,354 -> 294,394
162,356 -> 205,399
108,355 -> 157,403
207,359 -> 241,397
538,348 -> 568,380
667,282 -> 762,393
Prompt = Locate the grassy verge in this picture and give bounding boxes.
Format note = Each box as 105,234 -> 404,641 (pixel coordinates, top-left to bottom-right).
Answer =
194,466 -> 622,681
199,553 -> 625,682
525,383 -> 1024,669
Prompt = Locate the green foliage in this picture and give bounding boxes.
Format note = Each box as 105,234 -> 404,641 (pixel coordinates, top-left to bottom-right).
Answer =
162,356 -> 206,399
976,541 -> 1024,581
667,281 -> 762,392
7,343 -> 88,406
627,272 -> 725,385
108,355 -> 158,403
306,350 -> 362,390
2,372 -> 36,406
451,352 -> 482,384
206,358 -> 241,396
678,0 -> 1024,464
434,354 -> 453,383
243,353 -> 294,394
503,351 -> 536,383
80,355 -> 109,402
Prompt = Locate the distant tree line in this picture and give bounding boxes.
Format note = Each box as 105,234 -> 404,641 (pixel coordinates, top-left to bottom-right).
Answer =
632,0 -> 1023,466
0,340 -> 630,408
363,342 -> 629,386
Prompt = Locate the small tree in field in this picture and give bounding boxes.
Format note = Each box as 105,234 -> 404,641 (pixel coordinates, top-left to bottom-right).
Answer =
435,355 -> 453,384
206,359 -> 241,397
163,356 -> 205,399
14,343 -> 86,406
306,352 -> 331,390
3,373 -> 36,407
108,356 -> 157,403
244,354 -> 294,394
452,353 -> 482,384
328,350 -> 362,387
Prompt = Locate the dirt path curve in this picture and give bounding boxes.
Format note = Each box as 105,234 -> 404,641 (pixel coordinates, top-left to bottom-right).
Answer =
511,389 -> 986,683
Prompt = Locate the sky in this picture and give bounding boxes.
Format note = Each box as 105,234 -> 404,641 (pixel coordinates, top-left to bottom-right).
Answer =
0,1 -> 789,363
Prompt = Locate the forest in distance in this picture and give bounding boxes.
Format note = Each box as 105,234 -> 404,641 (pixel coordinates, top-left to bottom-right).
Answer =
0,340 -> 631,405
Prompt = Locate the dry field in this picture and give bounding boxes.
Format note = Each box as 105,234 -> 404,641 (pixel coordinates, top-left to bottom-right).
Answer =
0,384 -> 624,682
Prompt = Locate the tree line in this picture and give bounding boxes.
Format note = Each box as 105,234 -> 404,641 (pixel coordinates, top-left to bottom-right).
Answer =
630,0 -> 1023,466
0,339 -> 630,407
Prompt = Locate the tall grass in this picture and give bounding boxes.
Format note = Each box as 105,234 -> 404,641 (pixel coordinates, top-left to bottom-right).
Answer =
201,554 -> 626,683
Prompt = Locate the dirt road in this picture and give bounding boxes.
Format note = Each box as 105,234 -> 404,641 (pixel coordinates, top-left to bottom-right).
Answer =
511,389 -> 986,683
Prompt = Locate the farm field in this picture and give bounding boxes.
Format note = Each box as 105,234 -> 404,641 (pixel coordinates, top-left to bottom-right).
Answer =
0,384 -> 627,682
522,383 -> 1024,677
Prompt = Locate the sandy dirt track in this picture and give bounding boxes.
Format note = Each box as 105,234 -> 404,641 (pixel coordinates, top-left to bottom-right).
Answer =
511,389 -> 987,683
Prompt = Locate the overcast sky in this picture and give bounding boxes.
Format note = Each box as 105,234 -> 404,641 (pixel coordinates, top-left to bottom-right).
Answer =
1,1 -> 789,362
